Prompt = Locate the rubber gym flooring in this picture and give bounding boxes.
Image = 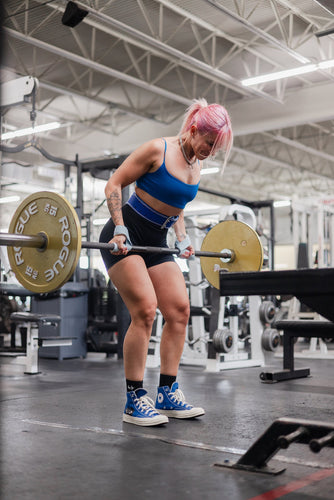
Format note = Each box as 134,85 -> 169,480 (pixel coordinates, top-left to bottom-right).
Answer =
1,348 -> 334,500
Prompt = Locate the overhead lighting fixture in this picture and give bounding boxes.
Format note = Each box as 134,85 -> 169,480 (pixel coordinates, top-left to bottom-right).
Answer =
241,59 -> 334,86
273,200 -> 291,208
200,167 -> 220,176
0,195 -> 20,204
79,256 -> 89,269
318,59 -> 334,69
201,160 -> 221,176
93,218 -> 109,226
1,122 -> 61,140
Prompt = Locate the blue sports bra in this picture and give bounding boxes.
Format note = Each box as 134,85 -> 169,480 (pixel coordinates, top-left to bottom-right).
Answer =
136,139 -> 200,209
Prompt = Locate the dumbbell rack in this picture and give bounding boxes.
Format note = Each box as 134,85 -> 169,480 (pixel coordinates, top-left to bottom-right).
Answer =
206,295 -> 266,372
181,219 -> 210,366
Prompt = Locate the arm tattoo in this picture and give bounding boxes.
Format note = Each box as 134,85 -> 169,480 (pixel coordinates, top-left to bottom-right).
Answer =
174,212 -> 187,241
106,190 -> 123,224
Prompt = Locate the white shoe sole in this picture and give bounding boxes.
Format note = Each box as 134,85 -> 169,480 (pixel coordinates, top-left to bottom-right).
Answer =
123,414 -> 169,426
157,408 -> 205,419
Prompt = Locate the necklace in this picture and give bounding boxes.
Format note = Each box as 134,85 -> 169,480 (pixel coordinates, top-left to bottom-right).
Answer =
179,136 -> 196,167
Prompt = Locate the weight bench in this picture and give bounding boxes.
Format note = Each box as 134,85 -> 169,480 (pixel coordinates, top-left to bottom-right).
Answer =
260,320 -> 334,382
219,267 -> 334,382
8,312 -> 74,374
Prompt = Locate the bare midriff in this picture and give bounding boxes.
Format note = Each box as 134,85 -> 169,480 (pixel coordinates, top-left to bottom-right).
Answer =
135,187 -> 184,217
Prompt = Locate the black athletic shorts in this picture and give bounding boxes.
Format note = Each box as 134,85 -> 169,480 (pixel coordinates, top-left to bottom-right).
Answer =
99,204 -> 175,272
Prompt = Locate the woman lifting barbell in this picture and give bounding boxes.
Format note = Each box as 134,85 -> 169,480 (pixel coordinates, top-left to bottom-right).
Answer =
99,98 -> 233,426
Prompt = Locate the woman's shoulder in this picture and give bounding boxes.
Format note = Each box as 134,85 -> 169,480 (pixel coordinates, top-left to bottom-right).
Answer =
137,137 -> 166,157
141,136 -> 177,160
150,137 -> 167,151
148,136 -> 177,151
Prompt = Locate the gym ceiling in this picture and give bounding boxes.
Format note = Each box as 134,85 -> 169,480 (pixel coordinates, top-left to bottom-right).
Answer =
1,0 -> 334,228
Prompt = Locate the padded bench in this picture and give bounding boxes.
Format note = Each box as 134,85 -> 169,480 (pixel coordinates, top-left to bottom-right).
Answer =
8,312 -> 74,374
259,320 -> 334,382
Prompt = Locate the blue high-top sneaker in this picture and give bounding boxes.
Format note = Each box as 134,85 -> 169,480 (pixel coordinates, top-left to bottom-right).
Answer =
155,382 -> 205,418
123,388 -> 169,426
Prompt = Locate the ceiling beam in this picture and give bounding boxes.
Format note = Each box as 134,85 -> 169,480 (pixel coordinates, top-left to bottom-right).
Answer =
232,146 -> 334,183
204,0 -> 310,63
5,27 -> 192,106
263,132 -> 334,163
37,0 -> 281,103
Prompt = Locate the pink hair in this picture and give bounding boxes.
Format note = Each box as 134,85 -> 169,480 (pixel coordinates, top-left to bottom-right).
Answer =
180,98 -> 233,169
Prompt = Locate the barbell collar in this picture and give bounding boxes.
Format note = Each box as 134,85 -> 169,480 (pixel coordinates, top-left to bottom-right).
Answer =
219,249 -> 235,263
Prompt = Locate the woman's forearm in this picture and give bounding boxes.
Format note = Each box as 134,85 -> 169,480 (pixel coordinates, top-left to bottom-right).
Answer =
105,184 -> 124,226
173,212 -> 187,241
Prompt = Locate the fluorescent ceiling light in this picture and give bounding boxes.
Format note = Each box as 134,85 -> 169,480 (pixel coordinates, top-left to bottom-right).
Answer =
0,195 -> 20,204
273,200 -> 291,208
242,59 -> 334,86
201,167 -> 220,175
93,218 -> 109,226
79,256 -> 89,269
1,121 -> 61,140
318,60 -> 334,70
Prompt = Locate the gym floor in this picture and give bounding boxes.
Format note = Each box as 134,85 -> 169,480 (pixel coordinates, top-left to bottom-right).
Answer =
1,349 -> 334,500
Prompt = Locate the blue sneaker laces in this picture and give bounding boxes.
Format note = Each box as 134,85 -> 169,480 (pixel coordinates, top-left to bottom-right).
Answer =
168,386 -> 189,407
134,391 -> 160,416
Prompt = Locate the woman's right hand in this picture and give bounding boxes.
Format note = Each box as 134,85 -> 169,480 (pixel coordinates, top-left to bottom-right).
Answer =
109,235 -> 129,255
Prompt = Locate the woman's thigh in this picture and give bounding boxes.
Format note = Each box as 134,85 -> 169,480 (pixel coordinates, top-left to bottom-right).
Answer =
148,261 -> 189,320
109,255 -> 158,317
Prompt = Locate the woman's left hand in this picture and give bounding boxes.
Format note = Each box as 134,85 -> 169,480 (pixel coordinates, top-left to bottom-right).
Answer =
175,235 -> 195,259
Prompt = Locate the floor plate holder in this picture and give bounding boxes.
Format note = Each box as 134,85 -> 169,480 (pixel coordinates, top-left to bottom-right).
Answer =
214,417 -> 334,475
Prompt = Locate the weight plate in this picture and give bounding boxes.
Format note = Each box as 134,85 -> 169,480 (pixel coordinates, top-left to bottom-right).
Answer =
259,300 -> 276,324
212,328 -> 233,353
262,328 -> 280,351
7,192 -> 81,293
200,220 -> 263,289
